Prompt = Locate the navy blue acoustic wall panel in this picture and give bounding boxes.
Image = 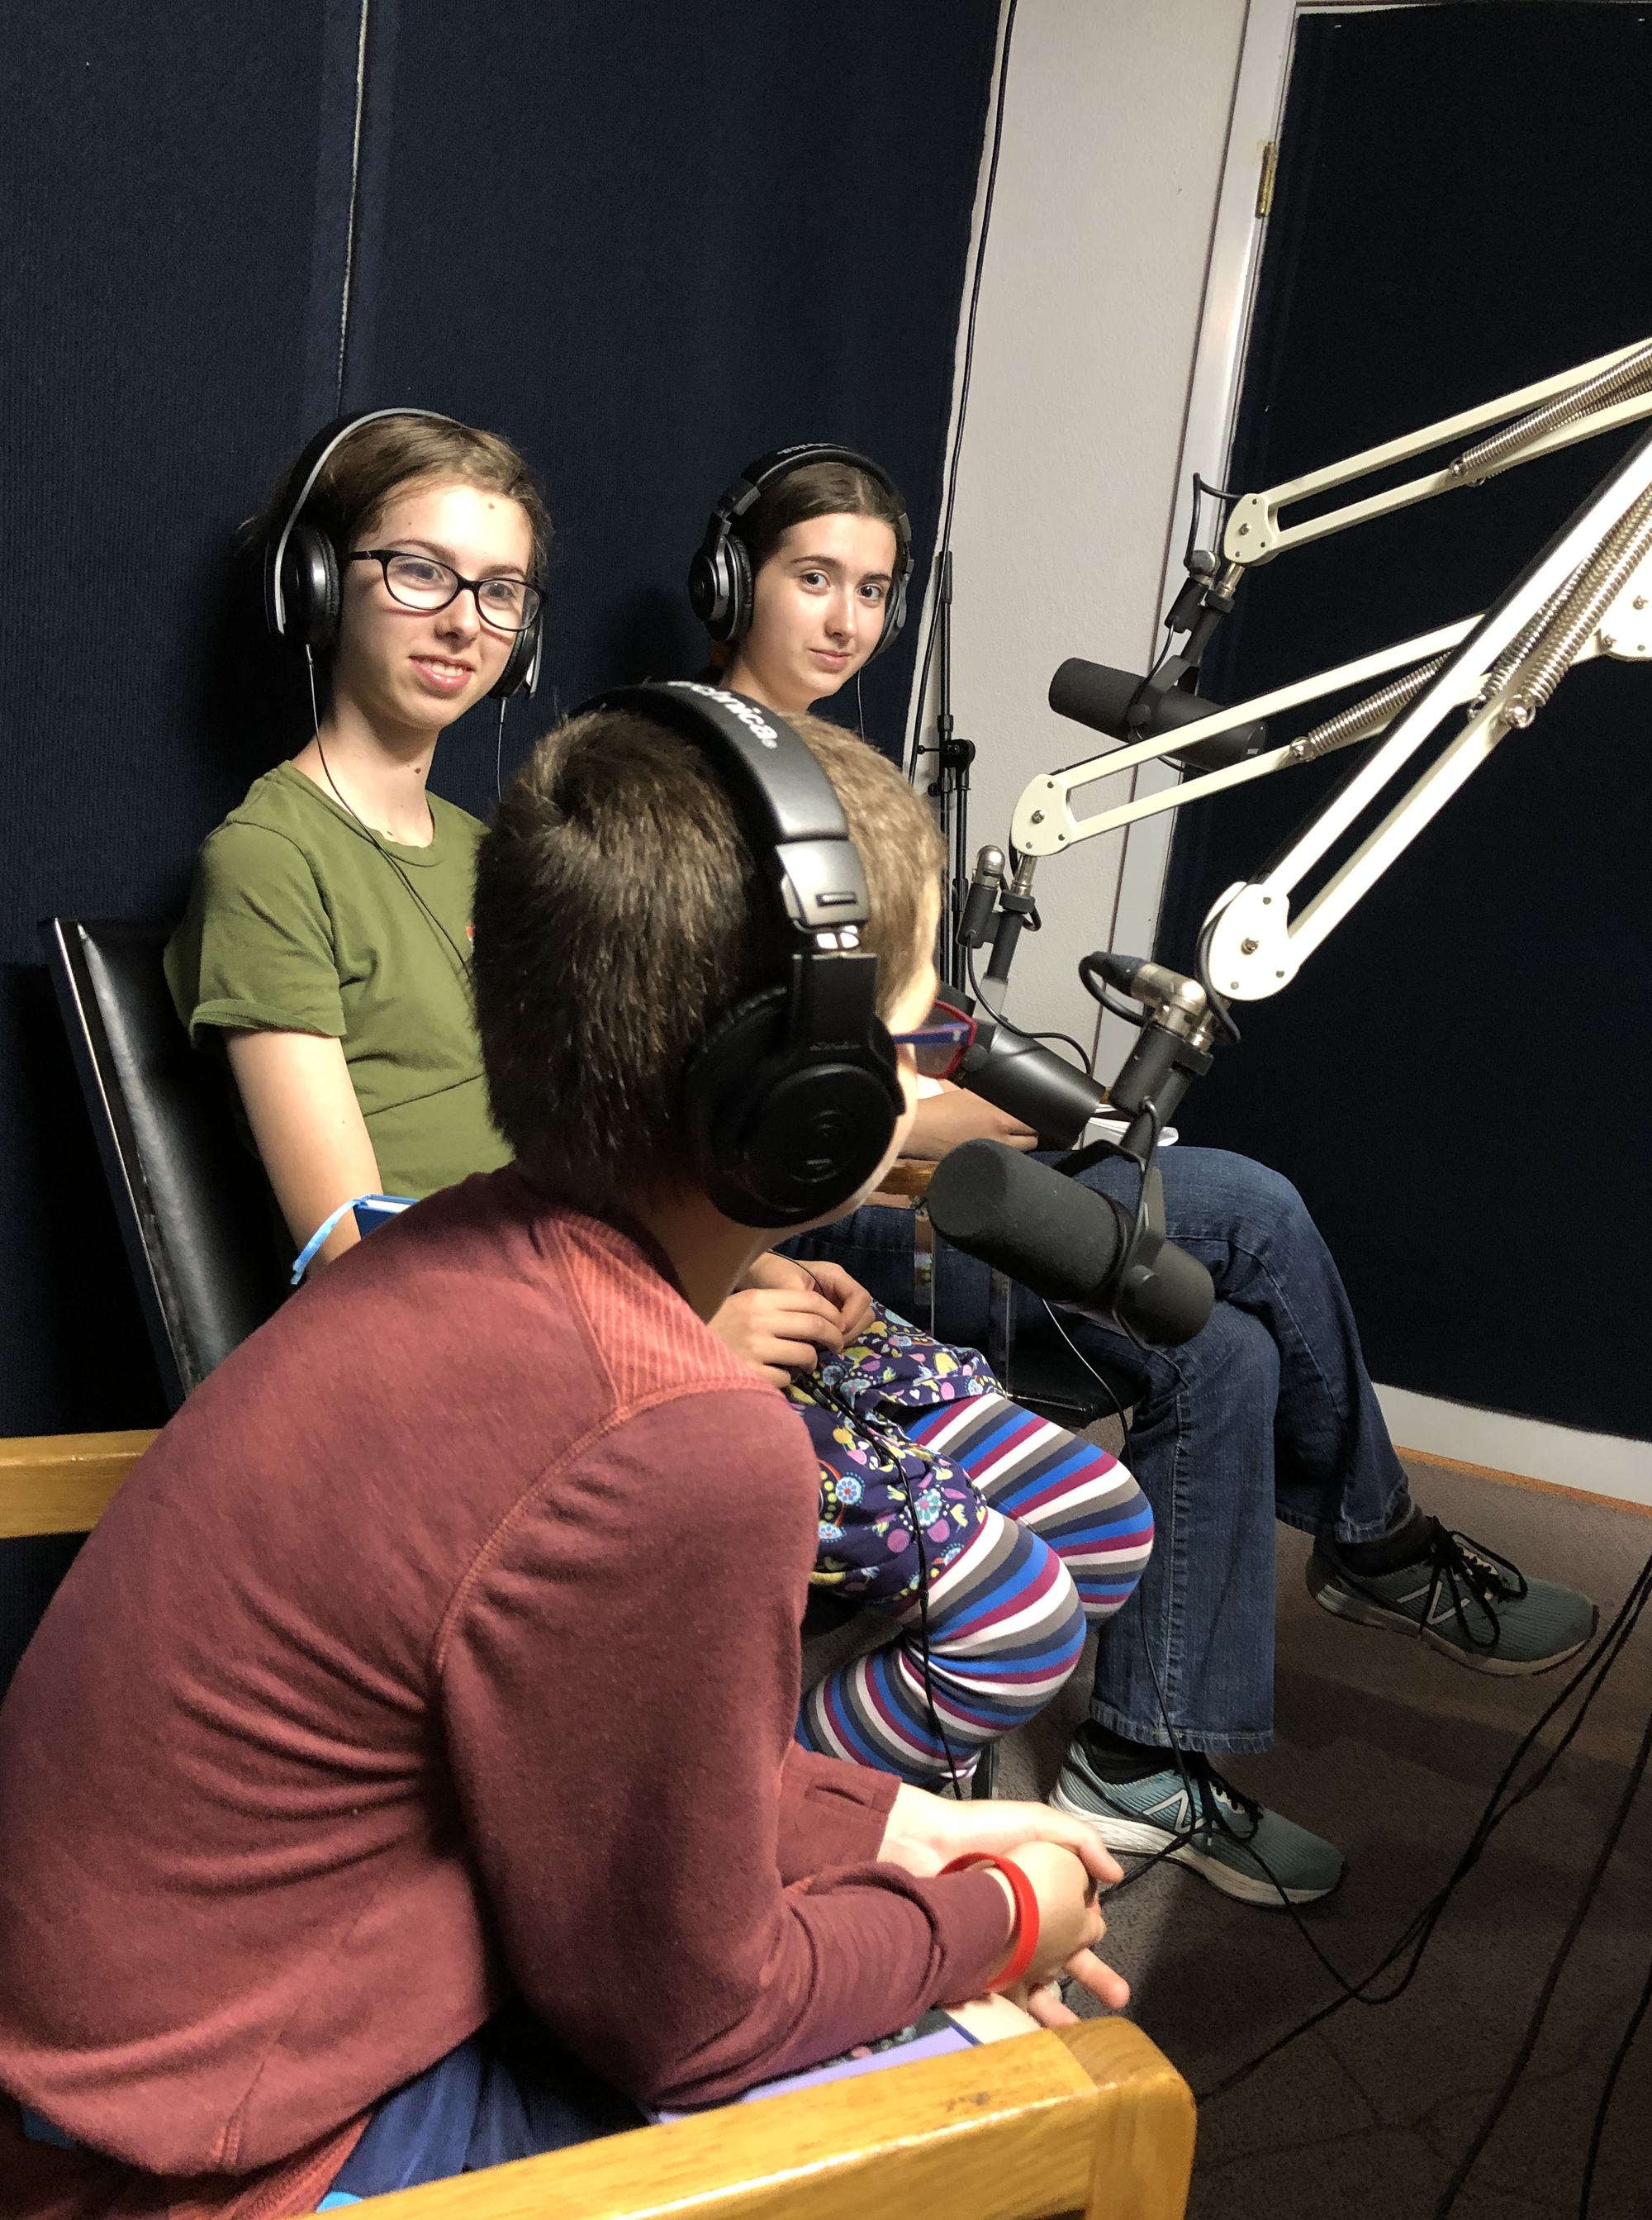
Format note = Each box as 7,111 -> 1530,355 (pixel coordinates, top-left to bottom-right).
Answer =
341,0 -> 999,818
1155,5 -> 1652,1439
0,2 -> 999,1437
0,2 -> 353,1434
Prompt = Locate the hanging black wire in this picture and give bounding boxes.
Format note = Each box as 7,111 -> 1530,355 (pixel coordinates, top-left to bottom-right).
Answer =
905,0 -> 1020,782
964,950 -> 1094,1074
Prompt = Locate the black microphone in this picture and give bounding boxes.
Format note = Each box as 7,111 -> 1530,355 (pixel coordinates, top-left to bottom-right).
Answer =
927,1139 -> 1214,1349
1048,658 -> 1268,772
957,844 -> 1004,950
956,1017 -> 1105,1148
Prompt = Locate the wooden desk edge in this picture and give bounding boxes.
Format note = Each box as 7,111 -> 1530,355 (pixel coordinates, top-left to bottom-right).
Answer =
345,2030 -> 1106,2220
0,1429 -> 158,1538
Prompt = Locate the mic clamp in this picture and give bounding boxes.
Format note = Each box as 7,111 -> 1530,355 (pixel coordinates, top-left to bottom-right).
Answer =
983,853 -> 1042,988
957,844 -> 1005,951
1087,953 -> 1222,1149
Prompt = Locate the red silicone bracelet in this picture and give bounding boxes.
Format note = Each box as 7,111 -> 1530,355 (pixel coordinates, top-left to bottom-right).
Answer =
939,1852 -> 1041,1989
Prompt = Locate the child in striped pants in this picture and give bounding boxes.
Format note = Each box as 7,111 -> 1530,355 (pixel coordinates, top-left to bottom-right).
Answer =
790,1306 -> 1152,1786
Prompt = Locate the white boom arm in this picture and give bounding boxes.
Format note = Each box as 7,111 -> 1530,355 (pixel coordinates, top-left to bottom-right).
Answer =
1002,340 -> 1652,1001
1014,340 -> 1652,856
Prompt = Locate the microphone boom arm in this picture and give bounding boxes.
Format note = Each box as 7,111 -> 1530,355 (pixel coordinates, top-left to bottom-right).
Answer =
998,342 -> 1652,1005
1206,422 -> 1652,999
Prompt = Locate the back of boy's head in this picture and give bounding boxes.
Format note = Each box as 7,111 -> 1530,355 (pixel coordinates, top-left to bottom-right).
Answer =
472,707 -> 942,1214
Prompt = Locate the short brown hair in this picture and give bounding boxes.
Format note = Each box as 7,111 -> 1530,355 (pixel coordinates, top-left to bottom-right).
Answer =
472,706 -> 943,1210
262,414 -> 552,578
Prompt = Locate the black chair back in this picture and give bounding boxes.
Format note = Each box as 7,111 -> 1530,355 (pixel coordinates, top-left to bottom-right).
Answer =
41,919 -> 288,1409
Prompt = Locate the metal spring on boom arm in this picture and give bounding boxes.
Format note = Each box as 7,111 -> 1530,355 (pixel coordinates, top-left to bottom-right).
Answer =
1450,337 -> 1652,483
1284,477 -> 1652,763
1284,654 -> 1449,765
1500,479 -> 1652,724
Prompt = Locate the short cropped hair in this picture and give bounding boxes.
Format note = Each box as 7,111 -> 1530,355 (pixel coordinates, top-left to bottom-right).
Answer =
472,706 -> 944,1212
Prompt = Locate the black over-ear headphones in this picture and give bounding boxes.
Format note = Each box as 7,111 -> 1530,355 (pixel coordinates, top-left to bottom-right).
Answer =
687,444 -> 914,659
263,407 -> 543,701
575,681 -> 905,1228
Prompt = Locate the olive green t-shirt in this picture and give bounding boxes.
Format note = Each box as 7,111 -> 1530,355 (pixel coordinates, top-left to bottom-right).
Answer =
164,761 -> 512,1200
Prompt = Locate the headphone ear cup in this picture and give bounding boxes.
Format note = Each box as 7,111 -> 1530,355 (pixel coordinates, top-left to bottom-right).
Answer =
868,556 -> 910,663
722,532 -> 754,644
274,524 -> 340,654
687,527 -> 748,646
683,986 -> 900,1228
687,540 -> 725,635
489,618 -> 541,701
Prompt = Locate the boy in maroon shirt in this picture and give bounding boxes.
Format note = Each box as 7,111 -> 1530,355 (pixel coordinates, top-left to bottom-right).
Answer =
0,689 -> 1127,2218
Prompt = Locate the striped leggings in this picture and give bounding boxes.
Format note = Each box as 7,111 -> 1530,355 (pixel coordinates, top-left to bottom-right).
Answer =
797,1393 -> 1153,1785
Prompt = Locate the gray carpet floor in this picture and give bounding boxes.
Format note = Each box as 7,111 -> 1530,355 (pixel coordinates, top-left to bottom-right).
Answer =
802,1454 -> 1652,2220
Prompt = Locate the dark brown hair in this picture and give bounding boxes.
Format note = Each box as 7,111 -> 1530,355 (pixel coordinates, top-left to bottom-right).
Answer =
731,459 -> 904,588
263,415 -> 551,578
472,705 -> 943,1211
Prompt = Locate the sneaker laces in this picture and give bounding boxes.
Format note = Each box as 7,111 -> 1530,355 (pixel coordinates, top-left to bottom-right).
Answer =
1098,1742 -> 1267,1894
1337,1519 -> 1529,1652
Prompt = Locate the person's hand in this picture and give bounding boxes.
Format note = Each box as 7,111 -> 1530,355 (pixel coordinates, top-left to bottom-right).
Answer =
952,1842 -> 1128,2021
708,1286 -> 845,1387
738,1250 -> 874,1342
904,1081 -> 1037,1161
798,1257 -> 874,1341
876,1785 -> 1130,2016
875,1783 -> 1123,1890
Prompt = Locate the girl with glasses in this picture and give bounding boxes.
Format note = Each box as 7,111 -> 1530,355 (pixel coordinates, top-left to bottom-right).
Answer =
167,415 -> 547,1271
690,454 -> 1154,1791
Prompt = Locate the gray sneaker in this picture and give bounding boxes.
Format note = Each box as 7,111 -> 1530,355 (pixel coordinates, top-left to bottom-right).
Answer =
1307,1522 -> 1597,1675
1051,1729 -> 1344,1909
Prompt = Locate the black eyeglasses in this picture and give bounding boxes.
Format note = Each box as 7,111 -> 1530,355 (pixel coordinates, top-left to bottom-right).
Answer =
348,549 -> 543,632
889,997 -> 977,1080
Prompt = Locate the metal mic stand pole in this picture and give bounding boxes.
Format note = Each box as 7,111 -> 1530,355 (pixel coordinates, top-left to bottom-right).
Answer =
925,552 -> 1019,1388
927,550 -> 976,995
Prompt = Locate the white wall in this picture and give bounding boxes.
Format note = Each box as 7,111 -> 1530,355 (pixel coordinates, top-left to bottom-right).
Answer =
921,0 -> 1252,1063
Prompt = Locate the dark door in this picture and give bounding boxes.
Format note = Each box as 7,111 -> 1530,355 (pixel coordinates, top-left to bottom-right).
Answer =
1156,2 -> 1652,1438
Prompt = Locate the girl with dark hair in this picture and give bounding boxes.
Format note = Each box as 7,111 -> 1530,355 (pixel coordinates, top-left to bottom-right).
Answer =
701,457 -> 908,706
692,454 -> 1156,1791
700,450 -> 1595,1913
166,416 -> 549,1272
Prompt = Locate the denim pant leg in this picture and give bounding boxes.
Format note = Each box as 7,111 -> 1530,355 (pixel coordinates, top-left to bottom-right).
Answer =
1053,1146 -> 1409,1754
1064,1148 -> 1408,1544
915,1145 -> 1408,1754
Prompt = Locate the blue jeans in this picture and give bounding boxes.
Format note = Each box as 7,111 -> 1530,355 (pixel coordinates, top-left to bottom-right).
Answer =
325,2000 -> 641,2199
785,1147 -> 1408,1758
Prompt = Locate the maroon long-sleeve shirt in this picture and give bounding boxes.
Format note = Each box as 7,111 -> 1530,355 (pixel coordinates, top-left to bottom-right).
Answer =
0,1171 -> 1007,2218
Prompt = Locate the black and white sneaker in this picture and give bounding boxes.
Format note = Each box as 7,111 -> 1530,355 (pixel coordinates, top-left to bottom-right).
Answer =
1308,1521 -> 1597,1675
1051,1726 -> 1344,1909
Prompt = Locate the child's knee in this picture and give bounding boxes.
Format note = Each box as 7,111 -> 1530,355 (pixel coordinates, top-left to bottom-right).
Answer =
1014,1538 -> 1088,1686
1069,1465 -> 1154,1619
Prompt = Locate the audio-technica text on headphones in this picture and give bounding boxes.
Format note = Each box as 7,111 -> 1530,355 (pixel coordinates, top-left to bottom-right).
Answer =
686,444 -> 914,661
573,680 -> 904,1227
263,407 -> 543,701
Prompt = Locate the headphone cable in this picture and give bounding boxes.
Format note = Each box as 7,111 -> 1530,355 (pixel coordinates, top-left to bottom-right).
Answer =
304,649 -> 474,987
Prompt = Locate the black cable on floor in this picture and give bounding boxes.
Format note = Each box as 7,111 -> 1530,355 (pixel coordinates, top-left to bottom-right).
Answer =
1578,1927 -> 1652,2218
1040,1218 -> 1652,2196
1197,1544 -> 1652,2103
1435,1680 -> 1652,2218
